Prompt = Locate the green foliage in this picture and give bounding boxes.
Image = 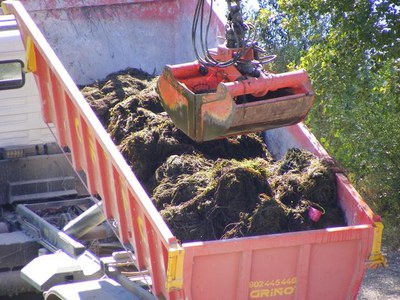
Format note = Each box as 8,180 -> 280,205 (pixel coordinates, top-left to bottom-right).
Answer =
256,0 -> 400,248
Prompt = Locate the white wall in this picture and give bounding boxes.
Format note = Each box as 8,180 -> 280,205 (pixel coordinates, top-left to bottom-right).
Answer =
21,0 -> 225,85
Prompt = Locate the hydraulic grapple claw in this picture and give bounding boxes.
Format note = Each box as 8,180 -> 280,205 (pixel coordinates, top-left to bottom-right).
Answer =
157,60 -> 314,142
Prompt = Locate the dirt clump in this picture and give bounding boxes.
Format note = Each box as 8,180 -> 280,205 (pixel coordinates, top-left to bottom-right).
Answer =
81,68 -> 346,243
80,68 -> 156,126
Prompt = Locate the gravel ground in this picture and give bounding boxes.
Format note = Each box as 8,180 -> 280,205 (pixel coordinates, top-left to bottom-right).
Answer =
358,250 -> 400,299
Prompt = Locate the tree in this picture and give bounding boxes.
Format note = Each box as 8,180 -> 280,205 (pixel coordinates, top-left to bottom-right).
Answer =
255,0 -> 400,248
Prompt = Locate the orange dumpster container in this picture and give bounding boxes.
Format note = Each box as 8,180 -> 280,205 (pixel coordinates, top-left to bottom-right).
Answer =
2,1 -> 385,299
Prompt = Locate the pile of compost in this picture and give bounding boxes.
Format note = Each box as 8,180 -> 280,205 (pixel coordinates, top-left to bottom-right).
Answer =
80,68 -> 346,243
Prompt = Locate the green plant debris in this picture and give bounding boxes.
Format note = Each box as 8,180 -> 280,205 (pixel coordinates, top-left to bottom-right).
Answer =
81,68 -> 346,243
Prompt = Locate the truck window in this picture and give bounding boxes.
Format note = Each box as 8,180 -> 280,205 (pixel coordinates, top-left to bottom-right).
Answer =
0,59 -> 25,90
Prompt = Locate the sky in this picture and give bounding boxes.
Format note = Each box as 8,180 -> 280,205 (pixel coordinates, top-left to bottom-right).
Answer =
244,0 -> 260,11
214,0 -> 260,13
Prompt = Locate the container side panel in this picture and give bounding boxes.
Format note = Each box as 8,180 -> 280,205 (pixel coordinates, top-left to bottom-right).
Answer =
307,240 -> 362,300
50,72 -> 68,147
126,188 -> 147,269
91,139 -> 104,195
336,174 -> 375,227
190,252 -> 240,300
112,167 -> 129,243
33,49 -> 52,124
183,226 -> 374,300
80,119 -> 97,194
146,216 -> 167,296
264,124 -> 329,159
95,143 -> 114,219
248,247 -> 299,299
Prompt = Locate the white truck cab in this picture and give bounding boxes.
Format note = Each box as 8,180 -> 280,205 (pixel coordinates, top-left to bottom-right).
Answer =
0,14 -> 54,147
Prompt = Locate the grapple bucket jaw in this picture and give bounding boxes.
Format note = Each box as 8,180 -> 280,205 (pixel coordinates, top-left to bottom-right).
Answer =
157,62 -> 314,142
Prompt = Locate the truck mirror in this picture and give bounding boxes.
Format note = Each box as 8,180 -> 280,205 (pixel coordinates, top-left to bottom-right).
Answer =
0,60 -> 25,90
